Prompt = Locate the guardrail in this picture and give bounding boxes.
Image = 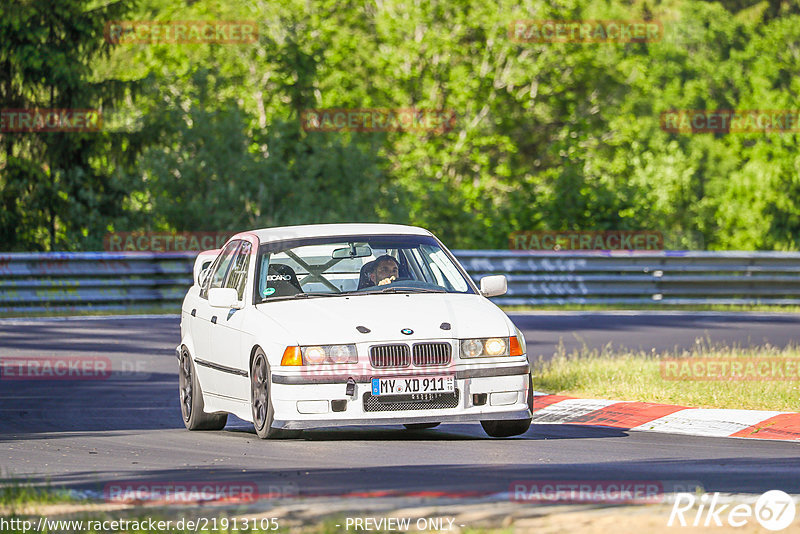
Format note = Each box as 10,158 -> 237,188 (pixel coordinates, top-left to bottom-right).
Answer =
1,250 -> 800,313
457,250 -> 800,306
0,252 -> 195,313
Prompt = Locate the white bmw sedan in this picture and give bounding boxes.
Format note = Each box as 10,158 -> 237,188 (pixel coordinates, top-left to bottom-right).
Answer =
178,223 -> 532,438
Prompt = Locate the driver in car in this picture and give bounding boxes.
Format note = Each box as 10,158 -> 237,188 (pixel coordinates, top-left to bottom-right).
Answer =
369,255 -> 401,286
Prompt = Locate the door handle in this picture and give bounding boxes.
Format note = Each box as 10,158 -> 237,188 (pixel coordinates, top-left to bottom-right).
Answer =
211,316 -> 217,324
191,309 -> 196,317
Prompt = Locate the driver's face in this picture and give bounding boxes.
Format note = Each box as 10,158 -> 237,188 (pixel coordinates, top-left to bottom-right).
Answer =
371,260 -> 399,283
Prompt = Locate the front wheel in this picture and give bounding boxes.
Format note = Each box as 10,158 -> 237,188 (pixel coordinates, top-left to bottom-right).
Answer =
251,348 -> 301,439
480,375 -> 533,438
179,348 -> 227,431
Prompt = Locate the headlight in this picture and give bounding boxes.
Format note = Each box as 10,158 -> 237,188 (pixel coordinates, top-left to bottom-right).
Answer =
484,337 -> 508,356
329,344 -> 356,363
460,337 -> 524,358
461,339 -> 484,357
300,344 -> 357,365
303,346 -> 327,364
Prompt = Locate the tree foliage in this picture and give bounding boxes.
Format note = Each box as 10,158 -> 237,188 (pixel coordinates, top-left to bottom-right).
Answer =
2,0 -> 799,250
0,0 -> 143,251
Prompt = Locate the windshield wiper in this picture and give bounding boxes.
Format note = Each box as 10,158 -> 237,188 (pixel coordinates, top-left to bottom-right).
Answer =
294,292 -> 344,298
258,292 -> 342,303
378,287 -> 446,294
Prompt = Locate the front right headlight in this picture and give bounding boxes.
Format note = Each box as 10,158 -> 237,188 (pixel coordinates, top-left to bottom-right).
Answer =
460,337 -> 507,357
459,335 -> 525,358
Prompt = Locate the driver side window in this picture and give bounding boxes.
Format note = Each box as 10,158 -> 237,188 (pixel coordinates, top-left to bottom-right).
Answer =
225,241 -> 251,301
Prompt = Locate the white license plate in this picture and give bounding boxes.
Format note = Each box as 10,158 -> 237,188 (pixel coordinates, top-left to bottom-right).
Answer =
371,375 -> 455,396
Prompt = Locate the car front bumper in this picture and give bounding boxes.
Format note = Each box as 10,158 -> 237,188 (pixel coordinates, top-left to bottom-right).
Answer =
269,363 -> 531,430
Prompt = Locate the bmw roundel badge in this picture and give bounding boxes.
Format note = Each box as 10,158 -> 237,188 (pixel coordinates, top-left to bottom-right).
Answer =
401,328 -> 413,335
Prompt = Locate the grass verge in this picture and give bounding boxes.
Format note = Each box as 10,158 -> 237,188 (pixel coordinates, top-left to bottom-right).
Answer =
0,480 -> 73,507
534,342 -> 800,411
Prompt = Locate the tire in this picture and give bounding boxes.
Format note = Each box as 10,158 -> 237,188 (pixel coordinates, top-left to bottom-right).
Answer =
251,348 -> 301,439
480,374 -> 533,438
179,347 -> 228,431
403,423 -> 441,430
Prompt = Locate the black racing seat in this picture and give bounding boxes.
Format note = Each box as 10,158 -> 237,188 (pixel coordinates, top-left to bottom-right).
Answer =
265,263 -> 303,297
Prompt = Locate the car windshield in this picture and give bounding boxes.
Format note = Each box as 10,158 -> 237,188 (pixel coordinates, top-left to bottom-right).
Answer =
254,234 -> 474,302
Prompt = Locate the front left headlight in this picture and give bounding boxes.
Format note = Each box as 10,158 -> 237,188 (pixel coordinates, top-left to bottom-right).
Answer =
300,344 -> 357,365
460,336 -> 524,358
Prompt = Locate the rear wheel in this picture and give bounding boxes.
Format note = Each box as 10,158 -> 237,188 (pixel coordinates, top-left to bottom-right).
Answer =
480,375 -> 533,438
179,348 -> 227,431
403,423 -> 440,430
251,348 -> 301,439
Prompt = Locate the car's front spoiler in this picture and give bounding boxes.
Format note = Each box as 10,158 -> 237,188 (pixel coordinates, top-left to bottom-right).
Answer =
271,408 -> 532,430
271,363 -> 530,385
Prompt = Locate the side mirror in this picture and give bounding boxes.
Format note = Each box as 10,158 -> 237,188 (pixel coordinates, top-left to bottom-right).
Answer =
208,287 -> 241,308
480,275 -> 507,298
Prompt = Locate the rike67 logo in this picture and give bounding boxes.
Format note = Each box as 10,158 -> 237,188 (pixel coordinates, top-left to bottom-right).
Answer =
668,490 -> 796,531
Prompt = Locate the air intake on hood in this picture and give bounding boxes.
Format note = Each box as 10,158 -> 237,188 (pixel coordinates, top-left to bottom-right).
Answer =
369,344 -> 411,368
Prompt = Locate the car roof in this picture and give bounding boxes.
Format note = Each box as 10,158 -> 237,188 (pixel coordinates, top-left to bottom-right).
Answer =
234,223 -> 433,244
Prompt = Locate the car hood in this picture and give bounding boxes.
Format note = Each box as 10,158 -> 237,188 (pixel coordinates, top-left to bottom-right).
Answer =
254,292 -> 514,345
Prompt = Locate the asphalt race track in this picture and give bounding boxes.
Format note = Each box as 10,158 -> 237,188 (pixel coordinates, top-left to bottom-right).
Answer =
1,312 -> 799,499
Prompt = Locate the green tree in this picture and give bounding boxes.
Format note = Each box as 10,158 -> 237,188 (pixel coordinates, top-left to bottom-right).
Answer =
0,0 -> 143,251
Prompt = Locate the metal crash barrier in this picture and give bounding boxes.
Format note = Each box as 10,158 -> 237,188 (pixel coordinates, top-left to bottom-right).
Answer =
457,250 -> 800,306
1,250 -> 800,312
0,252 -> 196,313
